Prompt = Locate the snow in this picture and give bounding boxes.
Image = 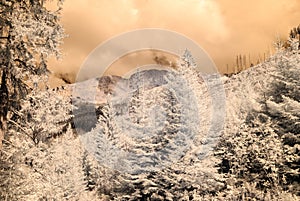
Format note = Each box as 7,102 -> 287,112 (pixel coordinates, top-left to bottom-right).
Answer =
2,47 -> 299,200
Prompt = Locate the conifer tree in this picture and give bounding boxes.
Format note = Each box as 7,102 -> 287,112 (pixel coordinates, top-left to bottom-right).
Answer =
0,0 -> 65,147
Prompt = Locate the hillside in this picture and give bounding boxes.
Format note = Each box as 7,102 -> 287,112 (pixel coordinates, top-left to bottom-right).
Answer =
0,48 -> 299,200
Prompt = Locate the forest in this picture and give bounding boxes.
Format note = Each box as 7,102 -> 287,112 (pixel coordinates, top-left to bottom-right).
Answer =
0,1 -> 299,200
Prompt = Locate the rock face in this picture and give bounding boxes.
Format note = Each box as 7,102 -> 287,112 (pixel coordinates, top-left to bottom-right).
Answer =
97,75 -> 123,95
71,69 -> 174,134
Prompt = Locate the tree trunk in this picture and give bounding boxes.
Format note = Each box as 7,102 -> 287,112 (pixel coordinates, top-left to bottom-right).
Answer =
0,115 -> 7,149
0,130 -> 2,149
0,71 -> 8,149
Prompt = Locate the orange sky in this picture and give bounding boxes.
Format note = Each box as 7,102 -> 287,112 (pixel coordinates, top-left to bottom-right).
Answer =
48,0 -> 300,83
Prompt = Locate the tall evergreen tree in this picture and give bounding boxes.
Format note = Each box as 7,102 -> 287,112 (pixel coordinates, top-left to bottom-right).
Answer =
0,0 -> 65,147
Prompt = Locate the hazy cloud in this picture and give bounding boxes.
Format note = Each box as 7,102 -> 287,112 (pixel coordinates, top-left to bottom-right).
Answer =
48,0 -> 300,83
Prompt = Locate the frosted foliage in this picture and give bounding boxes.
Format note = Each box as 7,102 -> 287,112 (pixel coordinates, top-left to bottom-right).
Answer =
10,5 -> 64,58
223,60 -> 275,136
178,49 -> 197,70
177,49 -> 226,159
288,38 -> 299,52
0,0 -> 66,129
216,47 -> 300,199
0,86 -> 95,200
0,129 -> 97,200
81,69 -> 201,174
76,50 -> 226,200
2,44 -> 300,199
1,0 -> 65,80
78,50 -> 226,176
10,88 -> 73,144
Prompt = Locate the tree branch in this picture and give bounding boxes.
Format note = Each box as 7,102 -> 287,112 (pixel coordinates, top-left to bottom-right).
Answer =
8,119 -> 33,141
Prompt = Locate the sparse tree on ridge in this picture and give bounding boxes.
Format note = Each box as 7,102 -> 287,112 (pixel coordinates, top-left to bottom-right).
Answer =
177,49 -> 197,72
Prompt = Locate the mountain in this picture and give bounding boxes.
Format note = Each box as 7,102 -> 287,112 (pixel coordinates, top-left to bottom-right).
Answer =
71,69 -> 182,134
1,49 -> 299,200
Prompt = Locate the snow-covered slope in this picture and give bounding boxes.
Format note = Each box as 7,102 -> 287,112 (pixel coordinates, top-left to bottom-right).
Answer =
1,49 -> 299,200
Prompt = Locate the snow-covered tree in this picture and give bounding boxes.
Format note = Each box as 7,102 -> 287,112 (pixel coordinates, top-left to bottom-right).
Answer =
178,49 -> 197,71
0,126 -> 96,200
216,37 -> 300,199
289,25 -> 300,50
0,0 -> 65,147
176,49 -> 206,113
0,86 -> 77,199
9,88 -> 73,144
264,49 -> 300,194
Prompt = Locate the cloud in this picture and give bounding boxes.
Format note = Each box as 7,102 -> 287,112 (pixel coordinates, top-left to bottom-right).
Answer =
216,0 -> 300,68
48,0 -> 300,83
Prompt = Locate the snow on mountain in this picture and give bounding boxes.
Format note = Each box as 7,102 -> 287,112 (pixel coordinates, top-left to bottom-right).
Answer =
1,49 -> 299,200
72,50 -> 299,200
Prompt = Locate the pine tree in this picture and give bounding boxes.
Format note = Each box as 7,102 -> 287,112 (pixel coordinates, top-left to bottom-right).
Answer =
9,88 -> 73,144
0,0 -> 65,148
177,49 -> 197,72
264,49 -> 300,194
76,51 -> 226,199
216,36 -> 300,199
